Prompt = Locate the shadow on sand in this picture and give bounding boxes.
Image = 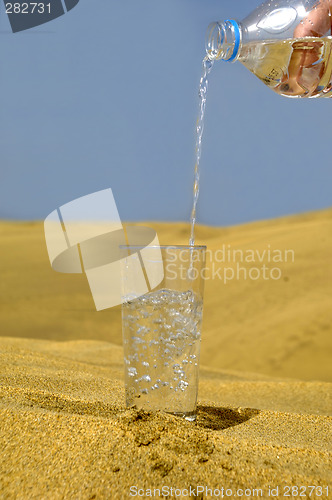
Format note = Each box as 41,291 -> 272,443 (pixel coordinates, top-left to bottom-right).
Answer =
195,405 -> 260,431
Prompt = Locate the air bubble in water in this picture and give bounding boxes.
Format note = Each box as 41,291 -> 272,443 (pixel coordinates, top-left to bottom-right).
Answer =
128,367 -> 137,377
179,380 -> 189,391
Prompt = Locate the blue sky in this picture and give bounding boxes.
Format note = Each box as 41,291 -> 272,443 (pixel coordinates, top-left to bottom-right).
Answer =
0,0 -> 331,226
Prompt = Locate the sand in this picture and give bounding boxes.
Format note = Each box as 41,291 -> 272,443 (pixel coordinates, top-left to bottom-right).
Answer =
0,209 -> 331,498
0,337 -> 331,499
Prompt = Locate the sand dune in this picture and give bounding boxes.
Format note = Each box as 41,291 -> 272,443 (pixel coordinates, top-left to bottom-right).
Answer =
0,337 -> 331,499
1,210 -> 331,498
1,208 -> 331,381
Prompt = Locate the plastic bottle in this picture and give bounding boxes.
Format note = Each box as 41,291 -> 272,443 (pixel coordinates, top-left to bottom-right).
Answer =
206,0 -> 332,97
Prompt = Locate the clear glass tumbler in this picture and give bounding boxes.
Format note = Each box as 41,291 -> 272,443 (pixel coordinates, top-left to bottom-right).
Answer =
120,245 -> 206,421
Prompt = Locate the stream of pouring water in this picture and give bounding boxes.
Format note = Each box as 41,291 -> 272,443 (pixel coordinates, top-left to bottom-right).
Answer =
189,56 -> 214,247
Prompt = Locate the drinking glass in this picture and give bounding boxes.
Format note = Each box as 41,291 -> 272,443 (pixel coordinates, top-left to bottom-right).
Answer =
120,245 -> 206,421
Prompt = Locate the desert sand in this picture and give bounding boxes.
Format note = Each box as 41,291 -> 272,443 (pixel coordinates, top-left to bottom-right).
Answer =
0,209 -> 331,498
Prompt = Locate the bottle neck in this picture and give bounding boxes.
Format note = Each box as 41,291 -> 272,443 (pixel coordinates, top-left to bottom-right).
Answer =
205,20 -> 241,62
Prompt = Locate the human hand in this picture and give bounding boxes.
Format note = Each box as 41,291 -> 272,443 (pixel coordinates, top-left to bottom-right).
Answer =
277,0 -> 332,96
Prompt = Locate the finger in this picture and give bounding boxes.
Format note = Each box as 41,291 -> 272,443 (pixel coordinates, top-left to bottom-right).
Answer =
294,1 -> 332,38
